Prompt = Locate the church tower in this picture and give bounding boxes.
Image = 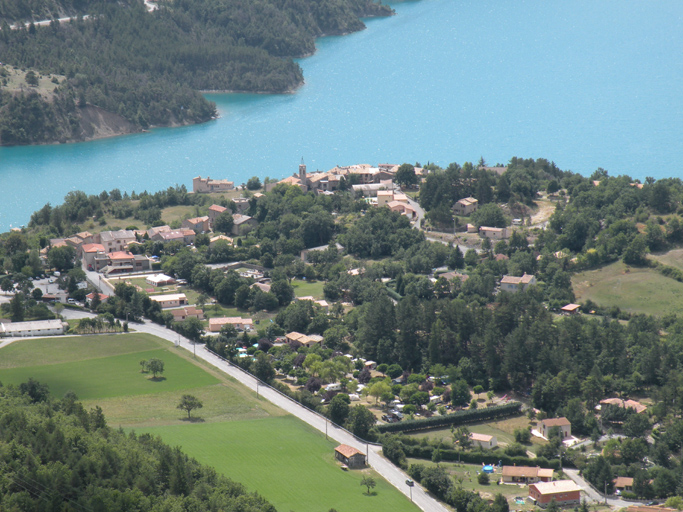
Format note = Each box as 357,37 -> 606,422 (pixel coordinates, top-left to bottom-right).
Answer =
299,157 -> 307,184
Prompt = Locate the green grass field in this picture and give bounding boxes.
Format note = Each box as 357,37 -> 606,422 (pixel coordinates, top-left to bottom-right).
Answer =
0,347 -> 218,400
0,335 -> 419,512
0,334 -> 160,369
137,416 -> 416,512
572,261 -> 683,316
292,278 -> 325,299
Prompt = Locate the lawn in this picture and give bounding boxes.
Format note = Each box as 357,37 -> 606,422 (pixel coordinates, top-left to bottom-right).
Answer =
292,278 -> 325,299
0,345 -> 218,400
0,333 -> 161,369
572,260 -> 683,316
137,416 -> 418,512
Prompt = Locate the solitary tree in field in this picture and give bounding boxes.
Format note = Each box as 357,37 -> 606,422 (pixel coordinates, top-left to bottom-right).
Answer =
139,360 -> 148,373
147,358 -> 165,379
177,394 -> 203,419
360,475 -> 376,495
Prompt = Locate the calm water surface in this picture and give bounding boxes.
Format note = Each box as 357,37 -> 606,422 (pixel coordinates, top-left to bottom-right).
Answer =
0,0 -> 681,229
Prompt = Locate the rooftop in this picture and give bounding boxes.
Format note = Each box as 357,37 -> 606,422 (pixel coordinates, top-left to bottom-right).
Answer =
335,444 -> 364,458
530,480 -> 581,494
541,417 -> 571,427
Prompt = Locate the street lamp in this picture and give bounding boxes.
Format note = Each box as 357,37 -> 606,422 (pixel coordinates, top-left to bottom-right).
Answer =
406,479 -> 414,502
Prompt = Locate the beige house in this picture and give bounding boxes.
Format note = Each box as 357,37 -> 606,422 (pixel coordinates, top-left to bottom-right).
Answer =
540,417 -> 571,439
334,444 -> 366,468
599,398 -> 647,414
529,480 -> 581,508
285,331 -> 323,347
470,433 -> 497,449
296,296 -> 330,311
453,197 -> 479,216
613,477 -> 634,492
96,229 -> 137,254
182,216 -> 210,233
150,293 -> 188,309
377,190 -> 394,207
208,317 -> 253,332
151,229 -> 196,245
171,307 -> 204,322
500,273 -> 537,293
193,176 -> 234,193
210,235 -> 234,247
208,204 -> 228,228
502,466 -> 554,484
101,252 -> 152,275
232,214 -> 258,235
81,243 -> 107,271
232,197 -> 251,214
147,225 -> 171,239
479,226 -> 508,239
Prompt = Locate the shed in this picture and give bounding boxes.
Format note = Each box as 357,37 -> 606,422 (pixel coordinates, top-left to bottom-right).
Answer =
334,444 -> 366,468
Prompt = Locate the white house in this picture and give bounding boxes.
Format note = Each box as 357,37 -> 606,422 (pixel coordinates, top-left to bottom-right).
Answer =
470,433 -> 498,449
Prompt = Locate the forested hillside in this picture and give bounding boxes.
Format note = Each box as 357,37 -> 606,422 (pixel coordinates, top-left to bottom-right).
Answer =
0,380 -> 277,511
0,0 -> 105,24
0,0 -> 392,145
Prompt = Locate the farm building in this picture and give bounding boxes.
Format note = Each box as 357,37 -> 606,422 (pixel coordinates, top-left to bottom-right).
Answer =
529,480 -> 581,508
334,444 -> 366,468
502,466 -> 554,484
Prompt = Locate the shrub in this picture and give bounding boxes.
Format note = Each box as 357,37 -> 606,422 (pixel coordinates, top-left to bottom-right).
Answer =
478,472 -> 490,485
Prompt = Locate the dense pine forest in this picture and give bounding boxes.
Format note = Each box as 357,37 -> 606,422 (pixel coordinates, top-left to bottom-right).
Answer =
0,0 -> 392,145
0,380 -> 277,511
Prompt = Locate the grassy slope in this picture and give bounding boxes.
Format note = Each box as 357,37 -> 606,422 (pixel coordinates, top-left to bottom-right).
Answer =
0,335 -> 419,512
138,417 -> 416,512
572,260 -> 683,316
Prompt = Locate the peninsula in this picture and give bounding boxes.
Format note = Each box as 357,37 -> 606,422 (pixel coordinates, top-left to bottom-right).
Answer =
0,0 -> 393,145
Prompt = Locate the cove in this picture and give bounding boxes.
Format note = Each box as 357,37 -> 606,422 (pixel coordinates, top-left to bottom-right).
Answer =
0,0 -> 682,230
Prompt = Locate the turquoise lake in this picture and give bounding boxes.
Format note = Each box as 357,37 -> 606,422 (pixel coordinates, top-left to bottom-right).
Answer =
0,0 -> 682,230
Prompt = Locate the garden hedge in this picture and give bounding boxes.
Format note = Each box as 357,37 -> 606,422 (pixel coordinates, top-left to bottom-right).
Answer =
376,402 -> 522,433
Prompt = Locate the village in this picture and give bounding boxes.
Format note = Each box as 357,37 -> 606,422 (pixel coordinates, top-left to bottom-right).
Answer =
1,159 -> 681,512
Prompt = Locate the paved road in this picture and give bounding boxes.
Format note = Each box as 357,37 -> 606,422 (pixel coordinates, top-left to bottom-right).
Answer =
563,468 -> 638,508
52,307 -> 447,512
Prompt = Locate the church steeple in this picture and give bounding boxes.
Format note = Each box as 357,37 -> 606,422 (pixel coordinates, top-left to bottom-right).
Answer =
299,157 -> 307,184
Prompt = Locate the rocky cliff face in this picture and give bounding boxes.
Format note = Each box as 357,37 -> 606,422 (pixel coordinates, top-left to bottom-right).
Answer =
77,105 -> 141,142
